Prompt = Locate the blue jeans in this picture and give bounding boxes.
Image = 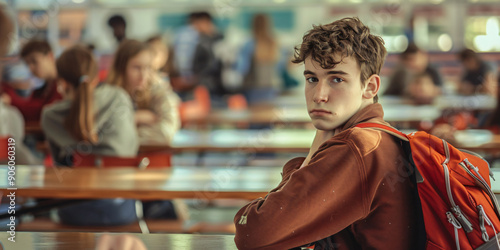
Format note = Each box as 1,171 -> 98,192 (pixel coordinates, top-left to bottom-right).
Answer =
58,199 -> 137,226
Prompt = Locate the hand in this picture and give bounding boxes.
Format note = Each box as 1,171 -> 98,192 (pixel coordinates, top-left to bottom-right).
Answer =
135,109 -> 157,125
300,129 -> 337,169
96,234 -> 147,250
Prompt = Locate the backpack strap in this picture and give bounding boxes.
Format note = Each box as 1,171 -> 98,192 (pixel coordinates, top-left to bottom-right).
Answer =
355,123 -> 409,141
355,122 -> 427,250
354,122 -> 423,183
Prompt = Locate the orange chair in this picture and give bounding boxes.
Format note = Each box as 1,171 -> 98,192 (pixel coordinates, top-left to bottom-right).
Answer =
72,152 -> 171,168
179,85 -> 211,124
227,94 -> 248,111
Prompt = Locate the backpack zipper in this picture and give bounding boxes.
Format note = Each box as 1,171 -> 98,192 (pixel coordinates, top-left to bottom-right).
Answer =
442,140 -> 474,233
477,205 -> 500,249
478,205 -> 491,242
459,160 -> 500,220
447,211 -> 463,250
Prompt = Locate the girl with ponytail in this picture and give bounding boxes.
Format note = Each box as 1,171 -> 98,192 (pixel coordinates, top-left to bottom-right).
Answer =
41,45 -> 139,226
42,45 -> 138,165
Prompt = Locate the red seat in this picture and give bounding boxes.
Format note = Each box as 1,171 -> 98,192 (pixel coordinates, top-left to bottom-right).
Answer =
72,152 -> 171,168
0,136 -> 9,161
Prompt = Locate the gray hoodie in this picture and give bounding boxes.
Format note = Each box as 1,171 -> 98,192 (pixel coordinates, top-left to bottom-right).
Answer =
41,84 -> 138,165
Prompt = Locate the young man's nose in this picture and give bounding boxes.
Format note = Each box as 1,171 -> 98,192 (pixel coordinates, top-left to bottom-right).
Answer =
313,82 -> 329,103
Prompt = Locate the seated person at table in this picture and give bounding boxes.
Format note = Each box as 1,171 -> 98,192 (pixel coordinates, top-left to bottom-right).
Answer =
457,48 -> 497,96
0,6 -> 39,165
234,17 -> 419,249
477,74 -> 500,133
384,43 -> 442,96
108,39 -> 180,144
405,71 -> 441,105
108,39 -> 184,220
1,39 -> 62,122
41,46 -> 139,226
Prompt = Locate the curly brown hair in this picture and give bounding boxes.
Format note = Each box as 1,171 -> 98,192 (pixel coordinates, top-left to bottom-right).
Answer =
292,17 -> 387,102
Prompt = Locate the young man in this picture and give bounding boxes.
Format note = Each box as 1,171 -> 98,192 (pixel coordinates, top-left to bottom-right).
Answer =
2,39 -> 61,122
234,17 -> 420,249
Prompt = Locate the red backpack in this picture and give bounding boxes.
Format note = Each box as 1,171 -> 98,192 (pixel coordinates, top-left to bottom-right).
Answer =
356,123 -> 500,250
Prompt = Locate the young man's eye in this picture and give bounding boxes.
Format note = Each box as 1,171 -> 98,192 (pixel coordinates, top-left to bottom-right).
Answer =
332,77 -> 344,83
306,77 -> 318,83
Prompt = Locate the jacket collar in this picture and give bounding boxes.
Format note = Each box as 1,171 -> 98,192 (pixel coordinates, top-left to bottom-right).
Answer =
338,103 -> 386,133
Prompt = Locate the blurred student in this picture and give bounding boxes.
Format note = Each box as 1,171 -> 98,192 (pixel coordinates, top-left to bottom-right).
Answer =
107,14 -> 127,44
0,5 -> 12,56
457,48 -> 496,96
234,13 -> 285,105
41,45 -> 138,226
405,72 -> 441,105
1,39 -> 62,122
108,39 -> 180,144
0,5 -> 39,165
478,75 -> 500,133
171,12 -> 225,101
385,43 -> 442,96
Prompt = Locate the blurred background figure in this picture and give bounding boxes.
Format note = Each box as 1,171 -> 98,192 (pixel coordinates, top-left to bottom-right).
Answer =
107,14 -> 127,44
457,48 -> 497,96
405,72 -> 441,105
234,13 -> 286,106
1,39 -> 62,123
108,39 -> 180,145
385,43 -> 443,96
0,5 -> 12,57
0,5 -> 39,165
146,35 -> 169,79
42,45 -> 139,225
171,11 -> 225,105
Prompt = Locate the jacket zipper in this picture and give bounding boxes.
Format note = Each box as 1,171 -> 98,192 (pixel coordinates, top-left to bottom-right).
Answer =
238,198 -> 263,225
442,140 -> 474,233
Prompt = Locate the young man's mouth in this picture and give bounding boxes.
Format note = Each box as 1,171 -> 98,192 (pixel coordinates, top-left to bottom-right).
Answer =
309,109 -> 332,116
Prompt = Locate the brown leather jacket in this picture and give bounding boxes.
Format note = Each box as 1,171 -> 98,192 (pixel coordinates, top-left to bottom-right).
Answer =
234,103 -> 420,249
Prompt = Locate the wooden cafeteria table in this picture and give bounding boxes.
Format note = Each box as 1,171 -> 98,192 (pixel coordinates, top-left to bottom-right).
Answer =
0,165 -> 282,200
0,232 -> 237,250
191,104 -> 442,127
151,129 -> 500,154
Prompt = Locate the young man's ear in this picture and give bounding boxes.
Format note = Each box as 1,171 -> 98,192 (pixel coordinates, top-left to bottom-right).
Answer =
362,74 -> 380,100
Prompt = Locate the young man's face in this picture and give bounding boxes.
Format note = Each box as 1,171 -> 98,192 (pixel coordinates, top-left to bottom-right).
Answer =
23,52 -> 55,80
304,55 -> 369,131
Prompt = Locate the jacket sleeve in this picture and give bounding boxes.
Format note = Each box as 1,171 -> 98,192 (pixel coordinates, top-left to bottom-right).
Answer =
268,157 -> 304,193
234,140 -> 369,250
